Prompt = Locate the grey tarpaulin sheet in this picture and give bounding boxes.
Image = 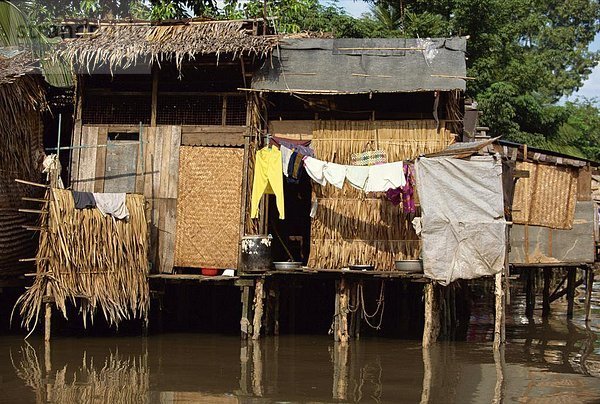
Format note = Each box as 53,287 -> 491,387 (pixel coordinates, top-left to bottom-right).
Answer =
415,155 -> 506,285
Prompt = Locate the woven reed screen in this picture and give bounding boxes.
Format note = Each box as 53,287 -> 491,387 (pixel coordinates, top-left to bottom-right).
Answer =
512,161 -> 578,229
175,146 -> 244,268
308,120 -> 455,270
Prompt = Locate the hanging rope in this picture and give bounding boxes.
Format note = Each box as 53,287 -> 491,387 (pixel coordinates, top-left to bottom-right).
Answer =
359,280 -> 386,330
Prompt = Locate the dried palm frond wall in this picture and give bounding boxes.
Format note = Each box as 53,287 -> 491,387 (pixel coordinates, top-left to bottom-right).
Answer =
14,189 -> 149,331
60,20 -> 278,73
0,61 -> 46,276
308,120 -> 455,270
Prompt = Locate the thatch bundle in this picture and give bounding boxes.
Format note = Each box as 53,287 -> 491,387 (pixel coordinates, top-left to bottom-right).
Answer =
0,52 -> 45,277
13,189 -> 149,331
308,120 -> 455,270
60,20 -> 278,72
12,345 -> 149,404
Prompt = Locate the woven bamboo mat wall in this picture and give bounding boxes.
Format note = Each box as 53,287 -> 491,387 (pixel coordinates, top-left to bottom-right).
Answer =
175,146 -> 244,268
512,161 -> 578,229
308,120 -> 455,270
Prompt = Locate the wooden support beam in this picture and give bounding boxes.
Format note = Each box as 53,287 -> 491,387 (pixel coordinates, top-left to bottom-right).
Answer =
337,277 -> 350,343
585,269 -> 594,322
549,278 -> 584,303
423,282 -> 440,347
150,65 -> 159,127
566,268 -> 576,318
252,278 -> 265,340
542,268 -> 551,316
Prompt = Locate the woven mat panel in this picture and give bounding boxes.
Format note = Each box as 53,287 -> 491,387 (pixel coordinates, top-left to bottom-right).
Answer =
512,162 -> 578,229
175,146 -> 243,268
308,120 -> 454,270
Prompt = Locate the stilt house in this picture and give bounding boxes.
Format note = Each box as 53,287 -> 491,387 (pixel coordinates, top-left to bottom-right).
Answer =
63,29 -> 468,274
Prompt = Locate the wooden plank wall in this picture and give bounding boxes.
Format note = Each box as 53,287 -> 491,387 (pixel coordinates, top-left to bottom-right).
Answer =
72,124 -> 181,273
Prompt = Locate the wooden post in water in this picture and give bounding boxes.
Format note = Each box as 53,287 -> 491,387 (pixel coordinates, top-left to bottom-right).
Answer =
252,278 -> 265,340
542,268 -> 551,316
566,268 -> 576,319
337,277 -> 350,343
240,283 -> 253,339
585,267 -> 594,322
493,271 -> 506,350
525,269 -> 536,317
332,341 -> 349,400
423,282 -> 440,347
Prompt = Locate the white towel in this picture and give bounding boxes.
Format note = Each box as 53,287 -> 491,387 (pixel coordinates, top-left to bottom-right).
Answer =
364,162 -> 406,193
303,157 -> 328,185
346,166 -> 370,190
324,162 -> 347,189
93,193 -> 130,220
280,145 -> 293,177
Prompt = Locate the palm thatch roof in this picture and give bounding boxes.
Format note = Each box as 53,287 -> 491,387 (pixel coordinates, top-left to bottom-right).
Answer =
0,49 -> 45,111
60,19 -> 279,73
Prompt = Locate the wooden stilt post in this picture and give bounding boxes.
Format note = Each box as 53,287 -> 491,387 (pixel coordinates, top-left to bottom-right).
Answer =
252,278 -> 265,340
493,271 -> 506,350
240,284 -> 253,339
251,341 -> 264,397
542,268 -> 551,317
585,268 -> 594,322
567,268 -> 576,319
333,280 -> 340,341
525,269 -> 536,317
423,282 -> 440,347
239,341 -> 250,394
337,277 -> 350,343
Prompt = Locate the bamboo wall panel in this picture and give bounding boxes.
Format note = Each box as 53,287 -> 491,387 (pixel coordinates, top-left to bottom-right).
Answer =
174,146 -> 244,269
308,120 -> 455,270
512,161 -> 578,229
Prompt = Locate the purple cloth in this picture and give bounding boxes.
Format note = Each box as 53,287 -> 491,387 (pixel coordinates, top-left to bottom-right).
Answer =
385,164 -> 416,213
272,136 -> 315,157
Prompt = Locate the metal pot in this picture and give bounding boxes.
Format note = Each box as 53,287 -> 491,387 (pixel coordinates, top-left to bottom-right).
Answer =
273,261 -> 302,271
240,235 -> 272,272
395,260 -> 423,272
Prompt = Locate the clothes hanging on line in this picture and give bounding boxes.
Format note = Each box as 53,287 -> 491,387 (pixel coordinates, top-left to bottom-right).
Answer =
324,162 -> 347,189
303,157 -> 328,185
346,166 -> 369,190
251,146 -> 285,220
364,162 -> 405,193
384,164 -> 416,213
72,191 -> 96,209
271,136 -> 315,157
280,145 -> 293,177
287,151 -> 305,184
93,193 -> 130,220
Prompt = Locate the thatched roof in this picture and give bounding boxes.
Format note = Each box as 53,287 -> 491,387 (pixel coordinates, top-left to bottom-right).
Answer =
61,19 -> 279,72
0,49 -> 45,111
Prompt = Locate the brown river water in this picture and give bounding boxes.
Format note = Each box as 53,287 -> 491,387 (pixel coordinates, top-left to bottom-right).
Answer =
1,280 -> 599,403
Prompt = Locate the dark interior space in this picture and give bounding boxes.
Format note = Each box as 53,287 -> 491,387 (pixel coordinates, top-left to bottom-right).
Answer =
150,283 -> 242,334
43,85 -> 74,187
266,92 -> 446,121
268,174 -> 313,265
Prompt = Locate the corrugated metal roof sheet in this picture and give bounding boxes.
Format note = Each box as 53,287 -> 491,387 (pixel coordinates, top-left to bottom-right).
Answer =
251,37 -> 468,94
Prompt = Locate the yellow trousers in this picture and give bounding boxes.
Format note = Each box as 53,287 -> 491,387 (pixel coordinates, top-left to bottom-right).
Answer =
251,146 -> 285,219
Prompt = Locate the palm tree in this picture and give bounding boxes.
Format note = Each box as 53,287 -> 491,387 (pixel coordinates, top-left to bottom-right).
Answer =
371,3 -> 402,31
0,0 -> 72,87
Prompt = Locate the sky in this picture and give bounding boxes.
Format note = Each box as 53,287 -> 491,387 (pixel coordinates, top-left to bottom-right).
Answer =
334,0 -> 599,102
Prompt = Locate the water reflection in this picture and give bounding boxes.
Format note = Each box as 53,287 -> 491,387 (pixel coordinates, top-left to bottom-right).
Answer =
2,282 -> 600,403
